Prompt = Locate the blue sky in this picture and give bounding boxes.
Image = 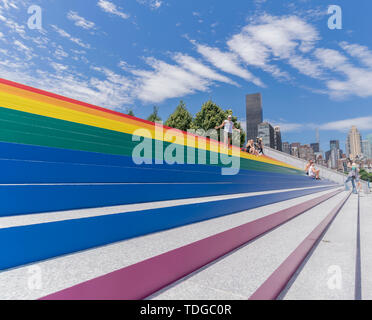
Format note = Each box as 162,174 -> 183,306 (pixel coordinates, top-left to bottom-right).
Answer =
0,0 -> 371,153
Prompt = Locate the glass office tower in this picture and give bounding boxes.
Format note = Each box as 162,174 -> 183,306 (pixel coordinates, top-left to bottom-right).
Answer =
246,93 -> 263,141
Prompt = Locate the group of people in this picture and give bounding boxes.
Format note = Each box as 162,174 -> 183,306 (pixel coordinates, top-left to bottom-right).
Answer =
215,114 -> 263,155
242,138 -> 264,156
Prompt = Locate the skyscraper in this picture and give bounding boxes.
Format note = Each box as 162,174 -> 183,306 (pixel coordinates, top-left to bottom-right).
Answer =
310,143 -> 320,153
346,126 -> 362,160
325,150 -> 331,165
257,122 -> 275,148
330,148 -> 339,169
367,134 -> 372,148
274,126 -> 282,151
330,140 -> 340,150
246,93 -> 263,141
329,140 -> 341,169
282,142 -> 290,154
362,139 -> 372,159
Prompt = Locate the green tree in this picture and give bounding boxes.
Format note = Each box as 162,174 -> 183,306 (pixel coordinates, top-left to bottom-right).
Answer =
191,100 -> 226,131
126,108 -> 135,116
191,100 -> 245,147
165,100 -> 193,131
360,169 -> 372,182
147,106 -> 162,123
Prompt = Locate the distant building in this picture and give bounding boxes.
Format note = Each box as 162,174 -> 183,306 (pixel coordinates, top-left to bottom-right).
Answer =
257,122 -> 275,148
330,140 -> 340,150
310,143 -> 320,153
346,126 -> 362,160
245,93 -> 263,141
362,139 -> 372,159
290,142 -> 301,158
274,126 -> 282,151
325,150 -> 331,165
282,142 -> 291,154
367,134 -> 372,147
338,158 -> 348,173
299,144 -> 314,161
330,148 -> 339,169
314,152 -> 325,166
329,140 -> 341,169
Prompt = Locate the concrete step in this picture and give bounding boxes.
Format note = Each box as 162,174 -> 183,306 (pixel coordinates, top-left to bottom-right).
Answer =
149,191 -> 348,300
281,193 -> 358,300
0,187 -> 338,300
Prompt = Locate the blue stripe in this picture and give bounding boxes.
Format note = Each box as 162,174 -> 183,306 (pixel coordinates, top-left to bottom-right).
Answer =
0,141 -> 296,174
0,178 -> 335,216
0,186 -> 335,271
0,158 -> 332,185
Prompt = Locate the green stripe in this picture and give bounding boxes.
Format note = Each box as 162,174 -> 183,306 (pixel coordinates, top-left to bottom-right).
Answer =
0,106 -> 302,175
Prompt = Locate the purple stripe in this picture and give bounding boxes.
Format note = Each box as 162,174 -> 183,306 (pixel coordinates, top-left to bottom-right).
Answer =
40,189 -> 342,300
249,192 -> 351,300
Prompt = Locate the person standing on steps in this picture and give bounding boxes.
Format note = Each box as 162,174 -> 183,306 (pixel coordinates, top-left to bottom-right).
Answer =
215,114 -> 241,147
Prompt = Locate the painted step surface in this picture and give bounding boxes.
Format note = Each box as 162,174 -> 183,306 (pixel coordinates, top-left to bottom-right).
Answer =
0,188 -> 338,300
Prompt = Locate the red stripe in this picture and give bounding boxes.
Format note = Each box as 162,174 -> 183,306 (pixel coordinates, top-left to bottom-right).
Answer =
249,191 -> 351,300
40,189 -> 341,300
0,78 -> 154,126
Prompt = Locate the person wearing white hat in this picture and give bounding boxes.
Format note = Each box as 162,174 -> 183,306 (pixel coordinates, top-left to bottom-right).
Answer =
215,114 -> 240,147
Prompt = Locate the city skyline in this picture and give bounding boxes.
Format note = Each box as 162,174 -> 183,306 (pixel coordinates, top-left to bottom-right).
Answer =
279,123 -> 372,173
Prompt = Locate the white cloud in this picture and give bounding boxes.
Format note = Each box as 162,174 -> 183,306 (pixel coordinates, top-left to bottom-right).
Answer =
0,39 -> 132,110
287,55 -> 323,79
3,7 -> 372,109
50,62 -> 68,73
54,46 -> 69,60
227,32 -> 290,80
67,11 -> 96,30
13,39 -> 33,60
0,0 -> 18,10
131,57 -> 211,103
225,14 -> 372,100
227,15 -> 319,80
243,15 -> 319,57
0,13 -> 26,37
194,42 -> 264,87
97,0 -> 129,19
315,47 -> 372,99
51,25 -> 91,49
339,41 -> 372,68
319,117 -> 372,132
173,53 -> 239,86
137,0 -> 162,10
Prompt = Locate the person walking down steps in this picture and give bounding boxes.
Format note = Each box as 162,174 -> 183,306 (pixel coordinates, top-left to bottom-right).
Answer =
344,162 -> 359,194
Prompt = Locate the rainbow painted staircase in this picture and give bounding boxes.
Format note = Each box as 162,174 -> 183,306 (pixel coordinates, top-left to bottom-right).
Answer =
0,78 -> 370,300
